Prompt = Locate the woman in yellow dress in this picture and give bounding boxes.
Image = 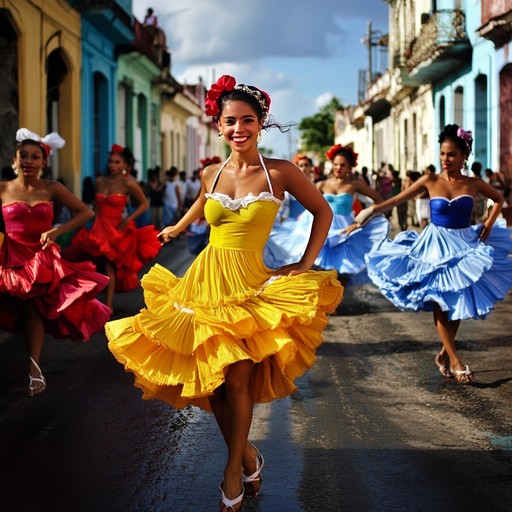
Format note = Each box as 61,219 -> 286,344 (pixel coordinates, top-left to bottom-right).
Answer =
105,74 -> 343,511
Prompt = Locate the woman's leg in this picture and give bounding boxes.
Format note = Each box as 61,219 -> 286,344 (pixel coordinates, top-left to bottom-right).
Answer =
104,259 -> 116,312
209,359 -> 256,502
433,304 -> 473,382
24,300 -> 46,396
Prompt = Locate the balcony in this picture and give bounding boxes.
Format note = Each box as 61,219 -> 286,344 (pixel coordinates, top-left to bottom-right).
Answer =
478,0 -> 512,48
67,0 -> 133,44
405,10 -> 471,84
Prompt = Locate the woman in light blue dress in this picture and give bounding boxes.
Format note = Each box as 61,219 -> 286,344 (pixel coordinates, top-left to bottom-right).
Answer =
351,125 -> 512,383
274,145 -> 388,285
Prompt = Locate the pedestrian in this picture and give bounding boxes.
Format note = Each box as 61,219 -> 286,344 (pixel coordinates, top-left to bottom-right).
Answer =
148,168 -> 165,229
351,124 -> 512,383
0,128 -> 110,396
105,74 -> 343,511
162,166 -> 183,227
185,169 -> 202,208
415,164 -> 436,229
63,144 -> 161,313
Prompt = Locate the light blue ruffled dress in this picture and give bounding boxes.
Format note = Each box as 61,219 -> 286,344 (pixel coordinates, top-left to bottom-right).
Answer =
366,195 -> 512,320
265,193 -> 389,285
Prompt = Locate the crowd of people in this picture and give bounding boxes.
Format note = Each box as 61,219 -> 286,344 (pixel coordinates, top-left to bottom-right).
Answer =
1,72 -> 511,511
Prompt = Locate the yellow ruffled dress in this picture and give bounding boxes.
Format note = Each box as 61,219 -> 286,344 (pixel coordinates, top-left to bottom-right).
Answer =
106,158 -> 343,411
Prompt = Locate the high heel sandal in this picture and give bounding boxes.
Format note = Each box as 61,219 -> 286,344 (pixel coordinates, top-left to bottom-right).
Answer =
28,356 -> 46,396
219,482 -> 244,512
243,444 -> 265,498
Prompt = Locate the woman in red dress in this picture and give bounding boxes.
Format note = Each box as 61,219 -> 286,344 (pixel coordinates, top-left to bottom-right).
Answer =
0,128 -> 111,396
64,144 -> 161,312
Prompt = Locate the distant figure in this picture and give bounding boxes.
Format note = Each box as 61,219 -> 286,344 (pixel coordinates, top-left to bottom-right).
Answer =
143,8 -> 158,26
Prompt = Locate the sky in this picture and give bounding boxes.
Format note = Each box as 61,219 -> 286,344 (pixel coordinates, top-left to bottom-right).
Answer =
133,0 -> 390,160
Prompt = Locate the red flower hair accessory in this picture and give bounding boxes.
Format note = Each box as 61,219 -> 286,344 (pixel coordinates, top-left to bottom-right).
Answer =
111,143 -> 125,154
205,74 -> 271,119
325,144 -> 359,167
205,75 -> 236,117
293,153 -> 309,165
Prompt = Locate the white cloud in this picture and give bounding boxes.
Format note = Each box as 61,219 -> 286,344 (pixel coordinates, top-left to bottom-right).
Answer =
133,0 -> 389,157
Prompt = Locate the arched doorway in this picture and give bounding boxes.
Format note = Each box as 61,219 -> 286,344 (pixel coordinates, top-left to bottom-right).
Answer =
0,10 -> 18,170
47,49 -> 69,179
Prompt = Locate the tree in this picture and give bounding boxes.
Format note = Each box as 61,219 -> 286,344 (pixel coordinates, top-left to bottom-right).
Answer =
298,97 -> 343,159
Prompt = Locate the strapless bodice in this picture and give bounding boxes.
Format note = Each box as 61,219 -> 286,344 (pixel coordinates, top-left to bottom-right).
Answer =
95,193 -> 128,221
2,201 -> 53,244
324,193 -> 353,216
429,195 -> 473,228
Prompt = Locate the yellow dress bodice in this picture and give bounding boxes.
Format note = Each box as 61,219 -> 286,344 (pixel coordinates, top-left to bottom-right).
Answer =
204,192 -> 281,251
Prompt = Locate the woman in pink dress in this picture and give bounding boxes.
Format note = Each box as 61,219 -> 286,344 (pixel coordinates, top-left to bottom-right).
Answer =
64,144 -> 161,312
0,128 -> 111,396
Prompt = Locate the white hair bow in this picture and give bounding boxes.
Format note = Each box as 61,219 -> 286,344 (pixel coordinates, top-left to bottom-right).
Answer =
16,128 -> 66,156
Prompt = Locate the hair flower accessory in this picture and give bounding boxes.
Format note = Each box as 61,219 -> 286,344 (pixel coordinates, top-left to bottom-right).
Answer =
16,128 -> 65,157
205,74 -> 270,119
205,75 -> 236,116
111,143 -> 125,154
325,144 -> 359,167
456,127 -> 473,154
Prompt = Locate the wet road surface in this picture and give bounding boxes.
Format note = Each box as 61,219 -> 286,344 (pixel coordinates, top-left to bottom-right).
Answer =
1,238 -> 511,511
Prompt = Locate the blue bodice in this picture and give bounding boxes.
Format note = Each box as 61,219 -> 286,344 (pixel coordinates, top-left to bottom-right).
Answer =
429,195 -> 473,228
324,193 -> 353,216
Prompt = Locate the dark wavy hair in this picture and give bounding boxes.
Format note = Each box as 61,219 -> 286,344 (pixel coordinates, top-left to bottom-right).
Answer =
438,124 -> 473,156
217,87 -> 292,134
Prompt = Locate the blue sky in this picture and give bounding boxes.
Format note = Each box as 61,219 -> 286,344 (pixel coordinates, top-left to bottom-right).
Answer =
133,1 -> 389,159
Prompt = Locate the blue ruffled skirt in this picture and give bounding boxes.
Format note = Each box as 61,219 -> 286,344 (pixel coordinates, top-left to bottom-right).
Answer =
264,211 -> 389,285
365,220 -> 512,320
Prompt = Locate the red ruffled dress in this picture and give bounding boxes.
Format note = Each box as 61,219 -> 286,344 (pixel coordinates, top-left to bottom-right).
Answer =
0,200 -> 110,340
64,194 -> 161,292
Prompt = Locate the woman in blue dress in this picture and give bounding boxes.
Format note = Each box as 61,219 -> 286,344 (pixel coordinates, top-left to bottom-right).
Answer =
351,125 -> 512,383
278,145 -> 388,285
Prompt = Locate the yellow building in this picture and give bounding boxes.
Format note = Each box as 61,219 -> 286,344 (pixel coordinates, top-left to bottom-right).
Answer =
0,0 -> 82,193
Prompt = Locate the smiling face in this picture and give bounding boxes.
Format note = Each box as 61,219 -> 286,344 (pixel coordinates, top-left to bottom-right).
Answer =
14,142 -> 46,178
217,100 -> 263,151
332,153 -> 352,178
439,140 -> 466,174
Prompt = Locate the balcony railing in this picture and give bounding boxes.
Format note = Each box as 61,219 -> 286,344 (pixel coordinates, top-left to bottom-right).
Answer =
406,10 -> 470,76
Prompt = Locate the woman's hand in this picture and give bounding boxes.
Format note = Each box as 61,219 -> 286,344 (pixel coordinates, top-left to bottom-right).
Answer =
479,220 -> 493,241
157,225 -> 181,245
339,224 -> 360,236
40,230 -> 57,250
117,218 -> 129,231
273,261 -> 311,277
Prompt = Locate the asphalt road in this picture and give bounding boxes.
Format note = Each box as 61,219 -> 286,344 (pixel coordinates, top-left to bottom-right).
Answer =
1,237 -> 511,512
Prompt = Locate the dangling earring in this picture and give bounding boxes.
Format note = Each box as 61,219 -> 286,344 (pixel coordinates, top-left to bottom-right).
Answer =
122,169 -> 127,176
218,131 -> 223,140
11,163 -> 18,176
257,131 -> 262,145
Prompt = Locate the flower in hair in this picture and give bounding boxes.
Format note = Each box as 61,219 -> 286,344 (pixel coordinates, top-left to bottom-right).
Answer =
205,75 -> 236,116
205,74 -> 270,119
325,144 -> 359,167
111,143 -> 125,154
293,153 -> 308,165
16,128 -> 65,157
456,127 -> 473,153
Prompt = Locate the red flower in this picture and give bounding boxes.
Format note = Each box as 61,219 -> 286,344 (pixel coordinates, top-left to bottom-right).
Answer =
205,75 -> 236,117
200,155 -> 222,167
111,143 -> 124,154
325,144 -> 359,167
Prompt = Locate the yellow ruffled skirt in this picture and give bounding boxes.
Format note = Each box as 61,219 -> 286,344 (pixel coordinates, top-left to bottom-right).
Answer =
105,245 -> 343,411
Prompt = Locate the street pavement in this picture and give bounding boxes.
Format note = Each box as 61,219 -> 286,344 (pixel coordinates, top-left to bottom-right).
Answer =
1,236 -> 511,512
